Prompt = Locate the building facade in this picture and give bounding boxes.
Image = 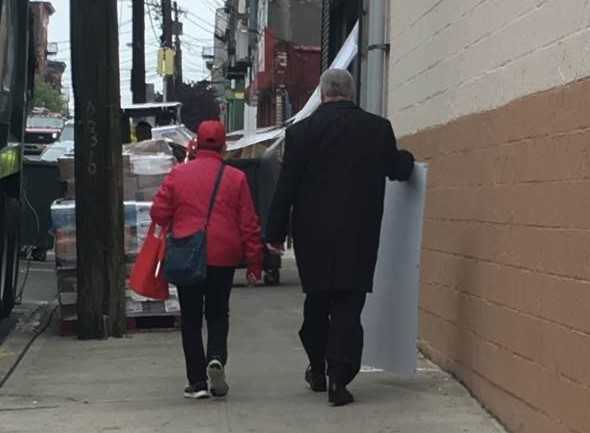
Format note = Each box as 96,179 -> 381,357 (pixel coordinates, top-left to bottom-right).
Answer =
29,1 -> 54,77
29,1 -> 66,97
385,3 -> 590,433
320,1 -> 590,431
217,0 -> 322,131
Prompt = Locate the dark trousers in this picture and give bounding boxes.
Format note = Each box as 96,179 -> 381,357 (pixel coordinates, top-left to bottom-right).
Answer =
299,291 -> 367,386
177,267 -> 235,385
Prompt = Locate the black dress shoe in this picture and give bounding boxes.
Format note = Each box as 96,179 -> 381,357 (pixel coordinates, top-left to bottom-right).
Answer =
328,380 -> 354,406
305,365 -> 327,392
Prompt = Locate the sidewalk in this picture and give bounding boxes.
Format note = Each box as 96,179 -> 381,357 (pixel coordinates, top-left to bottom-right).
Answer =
0,260 -> 506,433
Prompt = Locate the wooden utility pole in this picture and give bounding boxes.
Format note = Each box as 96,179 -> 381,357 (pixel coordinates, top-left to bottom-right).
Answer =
70,0 -> 126,339
173,1 -> 183,85
161,0 -> 174,100
132,0 -> 147,103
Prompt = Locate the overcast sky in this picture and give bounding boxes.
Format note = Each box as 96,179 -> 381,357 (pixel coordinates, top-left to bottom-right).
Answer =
47,0 -> 221,109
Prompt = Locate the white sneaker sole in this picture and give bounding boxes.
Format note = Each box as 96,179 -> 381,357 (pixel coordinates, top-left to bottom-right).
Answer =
207,360 -> 229,397
184,390 -> 209,399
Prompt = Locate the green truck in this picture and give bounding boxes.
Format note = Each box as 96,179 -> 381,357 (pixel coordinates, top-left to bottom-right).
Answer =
0,0 -> 34,317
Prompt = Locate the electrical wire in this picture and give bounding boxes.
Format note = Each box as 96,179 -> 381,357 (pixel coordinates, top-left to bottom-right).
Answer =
15,187 -> 41,304
184,15 -> 216,35
186,10 -> 216,30
146,2 -> 161,46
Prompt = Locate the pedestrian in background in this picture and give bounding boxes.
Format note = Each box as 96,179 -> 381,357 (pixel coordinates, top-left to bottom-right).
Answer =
151,120 -> 263,399
265,69 -> 415,406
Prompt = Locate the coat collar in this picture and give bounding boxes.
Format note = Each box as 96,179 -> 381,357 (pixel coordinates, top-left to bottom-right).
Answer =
316,100 -> 359,113
195,149 -> 223,160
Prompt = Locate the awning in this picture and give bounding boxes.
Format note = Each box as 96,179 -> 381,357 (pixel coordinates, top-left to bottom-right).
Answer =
226,21 -> 359,152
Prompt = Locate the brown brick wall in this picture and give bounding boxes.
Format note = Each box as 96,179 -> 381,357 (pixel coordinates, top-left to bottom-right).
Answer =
399,77 -> 590,433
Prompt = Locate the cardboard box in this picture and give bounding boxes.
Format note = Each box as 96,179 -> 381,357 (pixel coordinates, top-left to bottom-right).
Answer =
51,200 -> 76,230
134,188 -> 158,202
59,292 -> 77,306
57,272 -> 77,293
54,228 -> 77,267
57,156 -> 75,182
137,174 -> 165,189
128,155 -> 175,176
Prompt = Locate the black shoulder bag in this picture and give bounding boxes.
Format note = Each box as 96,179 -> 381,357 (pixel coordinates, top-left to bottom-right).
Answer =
164,163 -> 226,286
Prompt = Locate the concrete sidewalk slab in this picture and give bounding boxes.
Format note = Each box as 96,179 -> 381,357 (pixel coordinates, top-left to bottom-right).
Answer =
0,302 -> 56,388
0,262 -> 506,433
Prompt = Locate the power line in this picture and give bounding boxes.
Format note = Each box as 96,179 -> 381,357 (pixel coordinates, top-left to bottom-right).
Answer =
184,15 -> 216,35
186,10 -> 215,30
146,2 -> 161,45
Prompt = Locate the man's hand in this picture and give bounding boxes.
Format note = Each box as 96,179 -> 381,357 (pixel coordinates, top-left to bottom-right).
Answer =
266,242 -> 285,255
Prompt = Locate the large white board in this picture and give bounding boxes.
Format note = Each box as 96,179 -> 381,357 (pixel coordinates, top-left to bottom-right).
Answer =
362,163 -> 428,374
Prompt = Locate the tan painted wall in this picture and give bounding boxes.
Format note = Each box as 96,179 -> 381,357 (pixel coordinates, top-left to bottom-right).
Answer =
387,0 -> 590,136
387,2 -> 590,433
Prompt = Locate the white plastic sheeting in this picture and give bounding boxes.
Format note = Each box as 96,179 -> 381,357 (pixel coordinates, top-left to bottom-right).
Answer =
362,163 -> 428,374
226,127 -> 285,152
291,22 -> 359,124
226,21 -> 359,152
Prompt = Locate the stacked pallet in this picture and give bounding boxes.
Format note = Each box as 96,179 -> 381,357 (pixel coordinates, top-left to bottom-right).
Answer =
52,143 -> 181,335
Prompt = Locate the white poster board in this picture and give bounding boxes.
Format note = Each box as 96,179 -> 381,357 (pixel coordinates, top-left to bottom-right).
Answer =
362,163 -> 428,374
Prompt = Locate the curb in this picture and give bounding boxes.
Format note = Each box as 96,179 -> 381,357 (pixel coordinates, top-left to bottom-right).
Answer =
0,302 -> 57,388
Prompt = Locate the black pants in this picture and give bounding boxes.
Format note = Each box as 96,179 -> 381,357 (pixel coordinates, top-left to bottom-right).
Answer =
299,291 -> 367,386
177,267 -> 235,385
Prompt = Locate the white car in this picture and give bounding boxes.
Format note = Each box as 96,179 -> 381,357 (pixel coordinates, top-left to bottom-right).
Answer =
40,120 -> 75,162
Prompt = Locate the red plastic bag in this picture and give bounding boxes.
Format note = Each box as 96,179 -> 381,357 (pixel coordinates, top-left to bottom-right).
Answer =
129,222 -> 169,300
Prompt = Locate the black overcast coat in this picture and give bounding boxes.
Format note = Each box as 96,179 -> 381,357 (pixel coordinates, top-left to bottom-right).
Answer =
265,101 -> 414,293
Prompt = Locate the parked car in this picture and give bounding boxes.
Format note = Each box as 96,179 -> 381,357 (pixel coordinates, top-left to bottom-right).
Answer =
24,109 -> 65,154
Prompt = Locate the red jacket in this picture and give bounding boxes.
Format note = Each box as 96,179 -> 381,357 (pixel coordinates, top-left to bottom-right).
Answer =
150,150 -> 263,277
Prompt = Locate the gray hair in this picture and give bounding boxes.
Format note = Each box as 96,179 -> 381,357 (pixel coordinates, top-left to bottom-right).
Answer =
320,69 -> 355,100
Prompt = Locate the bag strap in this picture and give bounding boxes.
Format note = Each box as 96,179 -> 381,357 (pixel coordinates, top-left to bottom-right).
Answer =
204,163 -> 226,231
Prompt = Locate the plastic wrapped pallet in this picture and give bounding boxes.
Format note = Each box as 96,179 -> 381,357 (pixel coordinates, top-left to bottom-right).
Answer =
51,200 -> 140,266
57,139 -> 178,202
135,201 -> 153,249
122,140 -> 176,201
125,287 -> 180,317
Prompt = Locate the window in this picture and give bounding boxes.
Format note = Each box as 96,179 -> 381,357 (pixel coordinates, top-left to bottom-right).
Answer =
26,116 -> 65,129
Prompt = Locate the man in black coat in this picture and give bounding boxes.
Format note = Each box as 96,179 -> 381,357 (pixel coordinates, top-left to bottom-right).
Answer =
265,69 -> 415,406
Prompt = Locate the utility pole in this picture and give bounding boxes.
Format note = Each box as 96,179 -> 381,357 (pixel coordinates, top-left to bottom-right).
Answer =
161,0 -> 174,100
70,0 -> 126,339
173,1 -> 183,85
132,0 -> 147,103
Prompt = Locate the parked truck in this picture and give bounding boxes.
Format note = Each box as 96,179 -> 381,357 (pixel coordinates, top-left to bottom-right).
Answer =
0,0 -> 34,317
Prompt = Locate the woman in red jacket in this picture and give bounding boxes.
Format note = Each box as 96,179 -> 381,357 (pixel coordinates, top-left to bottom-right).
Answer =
151,120 -> 263,400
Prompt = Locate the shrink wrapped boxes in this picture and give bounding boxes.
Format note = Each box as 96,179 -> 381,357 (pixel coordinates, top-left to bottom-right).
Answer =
52,138 -> 179,327
51,199 -> 178,325
125,287 -> 180,317
54,228 -> 77,268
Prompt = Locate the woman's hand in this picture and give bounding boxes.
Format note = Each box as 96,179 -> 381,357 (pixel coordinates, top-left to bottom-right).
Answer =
246,267 -> 261,286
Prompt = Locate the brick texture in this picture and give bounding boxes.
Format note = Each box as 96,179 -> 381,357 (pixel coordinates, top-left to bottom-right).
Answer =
401,77 -> 590,433
389,0 -> 590,136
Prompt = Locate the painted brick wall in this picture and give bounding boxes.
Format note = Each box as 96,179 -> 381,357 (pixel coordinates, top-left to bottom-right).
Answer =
387,0 -> 590,136
387,2 -> 590,432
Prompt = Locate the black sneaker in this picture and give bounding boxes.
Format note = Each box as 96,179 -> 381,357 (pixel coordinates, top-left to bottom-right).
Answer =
305,365 -> 327,392
207,359 -> 229,397
328,379 -> 354,406
184,381 -> 209,399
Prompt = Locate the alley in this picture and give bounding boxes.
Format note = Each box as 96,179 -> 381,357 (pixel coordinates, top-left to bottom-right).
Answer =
0,260 -> 505,433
